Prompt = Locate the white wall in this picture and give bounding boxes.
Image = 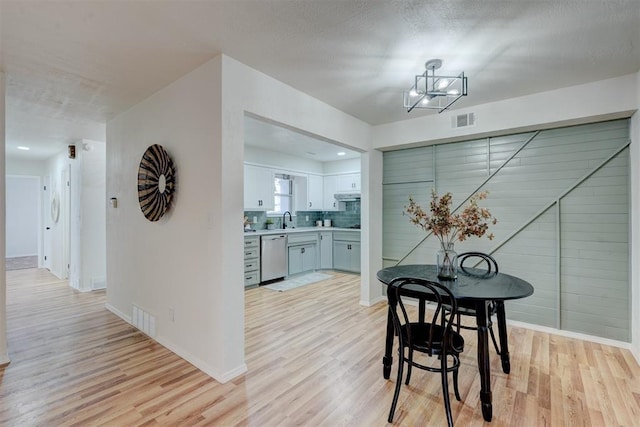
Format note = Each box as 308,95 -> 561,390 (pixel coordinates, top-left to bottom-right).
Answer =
1,70 -> 10,365
106,58 -> 232,381
105,55 -> 371,383
244,145 -> 324,174
373,74 -> 638,150
6,176 -> 40,257
68,139 -> 106,291
323,157 -> 361,175
5,157 -> 46,176
220,54 -> 372,376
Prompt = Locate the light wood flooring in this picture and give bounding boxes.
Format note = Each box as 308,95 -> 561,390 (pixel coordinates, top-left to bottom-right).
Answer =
1,268 -> 639,426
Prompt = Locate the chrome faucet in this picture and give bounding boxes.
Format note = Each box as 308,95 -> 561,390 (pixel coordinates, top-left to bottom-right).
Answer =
282,211 -> 292,229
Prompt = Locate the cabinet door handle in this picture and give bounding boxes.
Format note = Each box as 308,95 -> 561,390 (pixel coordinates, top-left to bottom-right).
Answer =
301,247 -> 305,254
309,202 -> 312,207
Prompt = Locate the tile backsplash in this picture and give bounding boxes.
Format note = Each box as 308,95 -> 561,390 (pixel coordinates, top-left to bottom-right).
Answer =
245,200 -> 361,230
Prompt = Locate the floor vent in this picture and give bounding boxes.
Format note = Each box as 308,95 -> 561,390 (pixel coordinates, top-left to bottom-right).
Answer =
132,304 -> 156,338
452,112 -> 475,129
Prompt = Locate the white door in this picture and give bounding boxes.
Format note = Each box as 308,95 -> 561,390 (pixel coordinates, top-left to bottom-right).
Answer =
43,176 -> 52,270
61,166 -> 70,279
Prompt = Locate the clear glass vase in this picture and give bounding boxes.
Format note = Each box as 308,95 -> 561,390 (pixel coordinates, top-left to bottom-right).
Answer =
437,242 -> 458,280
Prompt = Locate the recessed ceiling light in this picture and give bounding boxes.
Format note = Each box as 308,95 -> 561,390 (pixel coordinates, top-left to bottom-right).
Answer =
337,152 -> 346,156
17,146 -> 30,151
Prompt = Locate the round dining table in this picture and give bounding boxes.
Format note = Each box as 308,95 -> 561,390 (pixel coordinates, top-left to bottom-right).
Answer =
377,264 -> 534,422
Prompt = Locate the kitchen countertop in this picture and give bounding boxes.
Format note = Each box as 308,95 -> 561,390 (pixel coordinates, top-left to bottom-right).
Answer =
244,227 -> 360,236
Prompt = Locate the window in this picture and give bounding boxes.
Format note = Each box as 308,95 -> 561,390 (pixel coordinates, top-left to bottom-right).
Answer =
270,174 -> 292,215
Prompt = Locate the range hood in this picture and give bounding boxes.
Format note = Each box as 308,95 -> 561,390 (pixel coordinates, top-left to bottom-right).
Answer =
334,192 -> 361,201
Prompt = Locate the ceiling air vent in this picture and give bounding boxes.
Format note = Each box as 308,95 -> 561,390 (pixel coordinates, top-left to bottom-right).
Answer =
452,112 -> 475,129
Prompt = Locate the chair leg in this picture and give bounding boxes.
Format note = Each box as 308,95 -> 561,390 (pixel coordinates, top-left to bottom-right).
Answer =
489,325 -> 501,355
440,353 -> 454,427
456,313 -> 461,334
405,348 -> 414,385
452,355 -> 461,401
388,347 -> 405,423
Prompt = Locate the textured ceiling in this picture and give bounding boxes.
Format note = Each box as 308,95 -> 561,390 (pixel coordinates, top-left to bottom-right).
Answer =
2,0 -> 639,160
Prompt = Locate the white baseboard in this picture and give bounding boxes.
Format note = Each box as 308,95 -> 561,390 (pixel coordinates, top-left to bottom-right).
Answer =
0,353 -> 10,366
360,295 -> 387,307
507,319 -> 633,350
105,303 -> 131,323
105,303 -> 248,383
154,334 -> 248,383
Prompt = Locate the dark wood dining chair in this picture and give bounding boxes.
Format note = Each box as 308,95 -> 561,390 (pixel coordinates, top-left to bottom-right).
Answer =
387,277 -> 464,427
455,252 -> 501,355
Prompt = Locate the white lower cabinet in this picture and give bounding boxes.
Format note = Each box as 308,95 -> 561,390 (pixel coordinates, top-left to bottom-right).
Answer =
287,232 -> 319,276
332,231 -> 361,273
288,244 -> 317,276
243,236 -> 261,287
248,230 -> 360,285
319,231 -> 333,269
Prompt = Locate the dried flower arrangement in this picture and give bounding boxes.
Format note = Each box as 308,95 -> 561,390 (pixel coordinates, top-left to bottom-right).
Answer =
405,190 -> 497,248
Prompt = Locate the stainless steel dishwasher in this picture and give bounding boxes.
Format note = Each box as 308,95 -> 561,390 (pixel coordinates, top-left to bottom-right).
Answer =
261,234 -> 288,282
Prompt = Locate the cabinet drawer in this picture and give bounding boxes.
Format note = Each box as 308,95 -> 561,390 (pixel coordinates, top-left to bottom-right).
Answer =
333,231 -> 361,242
287,232 -> 318,245
244,248 -> 259,259
244,236 -> 260,249
244,259 -> 260,272
244,272 -> 260,287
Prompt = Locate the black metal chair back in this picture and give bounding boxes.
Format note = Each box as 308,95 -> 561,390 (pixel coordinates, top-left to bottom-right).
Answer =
455,252 -> 502,355
387,277 -> 464,426
458,252 -> 499,276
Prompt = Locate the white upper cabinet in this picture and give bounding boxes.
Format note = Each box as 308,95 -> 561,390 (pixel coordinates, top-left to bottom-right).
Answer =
336,173 -> 360,192
293,175 -> 308,212
293,174 -> 323,212
307,174 -> 324,210
323,175 -> 340,211
244,165 -> 274,211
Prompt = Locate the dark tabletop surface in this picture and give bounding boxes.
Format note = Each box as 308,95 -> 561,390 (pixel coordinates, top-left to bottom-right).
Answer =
377,264 -> 534,301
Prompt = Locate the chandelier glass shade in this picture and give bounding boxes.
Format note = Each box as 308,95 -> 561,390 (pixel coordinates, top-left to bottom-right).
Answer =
403,59 -> 468,113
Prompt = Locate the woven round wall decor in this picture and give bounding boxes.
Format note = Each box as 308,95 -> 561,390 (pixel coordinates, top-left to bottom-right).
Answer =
137,144 -> 176,222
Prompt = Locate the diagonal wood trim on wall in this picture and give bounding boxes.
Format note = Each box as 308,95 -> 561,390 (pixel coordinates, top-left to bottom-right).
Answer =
382,119 -> 631,341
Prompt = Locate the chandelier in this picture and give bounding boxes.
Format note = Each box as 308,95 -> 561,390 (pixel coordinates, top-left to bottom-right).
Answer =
403,59 -> 468,113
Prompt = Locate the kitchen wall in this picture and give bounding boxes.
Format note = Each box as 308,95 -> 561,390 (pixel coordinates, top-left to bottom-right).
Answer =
244,145 -> 324,174
243,146 -> 362,230
245,200 -> 360,230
